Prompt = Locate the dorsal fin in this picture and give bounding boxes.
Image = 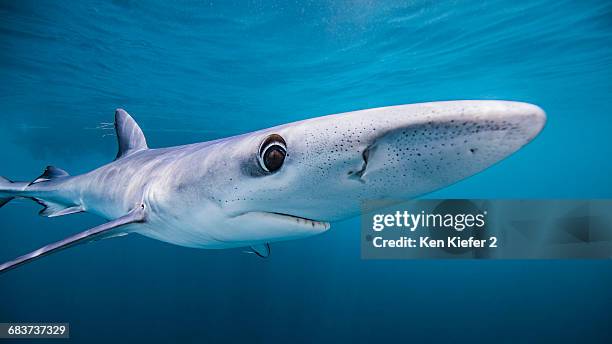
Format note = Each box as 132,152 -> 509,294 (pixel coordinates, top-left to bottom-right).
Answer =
115,108 -> 148,160
29,166 -> 70,185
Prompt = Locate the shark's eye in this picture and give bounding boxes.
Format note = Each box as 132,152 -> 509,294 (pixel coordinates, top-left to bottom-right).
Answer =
258,134 -> 286,172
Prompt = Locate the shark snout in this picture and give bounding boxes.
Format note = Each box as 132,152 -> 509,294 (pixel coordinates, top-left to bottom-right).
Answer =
351,101 -> 546,194
221,100 -> 546,224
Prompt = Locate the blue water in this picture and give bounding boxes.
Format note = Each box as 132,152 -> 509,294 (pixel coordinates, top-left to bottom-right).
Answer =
1,0 -> 611,342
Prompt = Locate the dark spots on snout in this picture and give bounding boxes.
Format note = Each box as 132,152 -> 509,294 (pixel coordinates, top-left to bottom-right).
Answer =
359,118 -> 521,186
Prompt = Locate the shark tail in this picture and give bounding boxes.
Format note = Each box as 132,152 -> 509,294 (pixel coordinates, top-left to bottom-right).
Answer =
0,176 -> 24,208
0,167 -> 83,217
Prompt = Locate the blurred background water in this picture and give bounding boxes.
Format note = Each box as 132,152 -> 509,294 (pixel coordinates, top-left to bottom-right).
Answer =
0,0 -> 611,342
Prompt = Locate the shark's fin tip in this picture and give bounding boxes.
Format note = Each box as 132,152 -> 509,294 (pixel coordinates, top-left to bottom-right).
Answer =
0,204 -> 146,274
250,243 -> 271,258
114,108 -> 148,160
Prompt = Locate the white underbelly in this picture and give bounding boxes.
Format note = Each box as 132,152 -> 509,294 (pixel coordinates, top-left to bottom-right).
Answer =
132,216 -> 242,249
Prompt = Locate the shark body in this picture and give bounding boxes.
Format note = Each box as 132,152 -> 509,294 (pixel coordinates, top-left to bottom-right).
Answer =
0,100 -> 546,271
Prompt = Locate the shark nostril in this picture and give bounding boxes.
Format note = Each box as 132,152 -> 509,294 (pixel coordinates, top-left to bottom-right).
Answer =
470,148 -> 477,154
348,145 -> 373,182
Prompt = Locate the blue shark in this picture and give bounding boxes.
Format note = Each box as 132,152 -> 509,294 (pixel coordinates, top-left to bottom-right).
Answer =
0,100 -> 546,272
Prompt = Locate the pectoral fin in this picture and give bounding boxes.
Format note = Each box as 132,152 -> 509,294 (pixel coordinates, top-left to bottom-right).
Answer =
249,243 -> 271,258
0,204 -> 146,274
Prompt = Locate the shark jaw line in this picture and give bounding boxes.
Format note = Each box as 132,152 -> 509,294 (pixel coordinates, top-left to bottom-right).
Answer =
241,211 -> 331,231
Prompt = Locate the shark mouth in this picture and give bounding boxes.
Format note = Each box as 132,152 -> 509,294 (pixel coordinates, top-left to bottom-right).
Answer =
262,212 -> 331,230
